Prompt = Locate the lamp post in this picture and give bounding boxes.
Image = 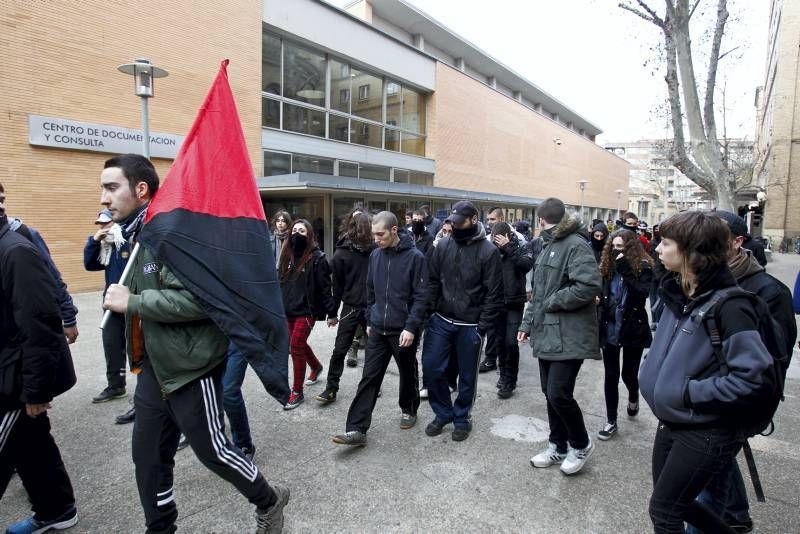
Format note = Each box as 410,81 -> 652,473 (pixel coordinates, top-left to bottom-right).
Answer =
117,58 -> 169,158
615,188 -> 623,220
577,179 -> 589,219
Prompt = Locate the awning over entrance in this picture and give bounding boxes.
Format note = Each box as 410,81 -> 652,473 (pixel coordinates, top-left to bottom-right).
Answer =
257,172 -> 542,207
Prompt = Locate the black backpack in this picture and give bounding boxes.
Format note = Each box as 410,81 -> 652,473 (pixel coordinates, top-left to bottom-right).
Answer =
696,286 -> 790,501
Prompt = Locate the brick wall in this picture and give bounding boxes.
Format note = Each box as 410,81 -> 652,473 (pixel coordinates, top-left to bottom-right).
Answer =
0,0 -> 263,292
428,63 -> 630,210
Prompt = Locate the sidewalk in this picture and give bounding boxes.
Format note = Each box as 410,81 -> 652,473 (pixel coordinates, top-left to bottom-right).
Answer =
4,255 -> 799,533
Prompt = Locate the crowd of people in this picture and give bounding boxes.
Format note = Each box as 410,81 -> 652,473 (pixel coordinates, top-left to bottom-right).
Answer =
1,153 -> 800,533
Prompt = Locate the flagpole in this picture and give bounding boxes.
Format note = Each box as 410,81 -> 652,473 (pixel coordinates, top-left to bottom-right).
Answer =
100,242 -> 141,330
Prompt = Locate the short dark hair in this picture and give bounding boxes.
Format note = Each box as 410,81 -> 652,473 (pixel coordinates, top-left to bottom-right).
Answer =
623,212 -> 639,222
372,211 -> 398,230
488,207 -> 504,218
104,154 -> 160,198
412,210 -> 426,218
537,198 -> 565,224
0,183 -> 4,193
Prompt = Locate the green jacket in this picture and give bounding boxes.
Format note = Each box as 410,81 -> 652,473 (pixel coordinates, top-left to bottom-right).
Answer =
125,244 -> 228,394
520,214 -> 602,361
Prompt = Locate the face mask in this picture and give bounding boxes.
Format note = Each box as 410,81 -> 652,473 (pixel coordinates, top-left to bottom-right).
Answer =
411,220 -> 425,235
452,225 -> 477,241
290,233 -> 307,255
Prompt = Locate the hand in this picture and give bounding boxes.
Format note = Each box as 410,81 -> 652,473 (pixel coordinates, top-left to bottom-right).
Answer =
103,284 -> 130,313
327,318 -> 338,327
493,234 -> 510,248
26,402 -> 50,417
399,330 -> 415,348
93,227 -> 111,242
63,325 -> 79,344
517,331 -> 529,343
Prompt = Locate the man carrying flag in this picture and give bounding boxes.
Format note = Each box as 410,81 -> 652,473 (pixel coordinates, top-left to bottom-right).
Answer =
103,60 -> 290,534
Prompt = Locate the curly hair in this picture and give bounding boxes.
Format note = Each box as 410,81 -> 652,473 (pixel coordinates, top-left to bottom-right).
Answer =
278,219 -> 316,281
346,212 -> 373,249
599,229 -> 652,279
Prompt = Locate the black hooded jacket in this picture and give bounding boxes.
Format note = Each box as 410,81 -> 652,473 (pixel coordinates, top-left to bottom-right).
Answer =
280,247 -> 337,320
590,222 -> 609,263
331,237 -> 373,310
496,232 -> 534,305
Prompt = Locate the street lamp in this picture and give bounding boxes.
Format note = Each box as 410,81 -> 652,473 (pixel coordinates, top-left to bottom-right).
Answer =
577,180 -> 589,219
615,189 -> 623,220
117,58 -> 169,158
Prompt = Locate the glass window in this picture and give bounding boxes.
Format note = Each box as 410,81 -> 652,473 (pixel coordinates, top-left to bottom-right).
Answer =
409,171 -> 433,186
329,59 -> 350,114
262,98 -> 280,128
292,154 -> 334,175
264,151 -> 291,176
385,128 -> 400,152
367,199 -> 388,213
393,169 -> 409,183
401,132 -> 425,156
386,80 -> 401,127
283,103 -> 325,137
401,86 -> 425,133
333,196 -> 366,239
338,161 -> 358,177
262,33 -> 281,95
350,119 -> 382,148
329,114 -> 349,142
350,67 -> 383,123
283,42 -> 326,107
360,164 -> 390,181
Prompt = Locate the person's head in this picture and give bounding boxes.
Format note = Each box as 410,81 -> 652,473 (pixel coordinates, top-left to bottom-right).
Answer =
337,207 -> 363,238
537,197 -> 566,229
411,210 -> 427,235
491,221 -> 512,243
486,207 -> 505,230
714,210 -> 748,259
101,154 -> 160,222
347,212 -> 373,249
440,219 -> 453,238
622,211 -> 639,231
600,229 -> 651,279
405,209 -> 413,226
278,219 -> 316,279
372,211 -> 400,249
657,211 -> 731,295
0,182 -> 7,218
272,210 -> 292,234
653,224 -> 660,239
449,201 -> 479,239
513,220 -> 530,236
592,222 -> 608,243
418,205 -> 431,219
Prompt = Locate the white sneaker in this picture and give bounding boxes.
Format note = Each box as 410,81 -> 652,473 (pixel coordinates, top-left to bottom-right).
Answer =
419,388 -> 428,399
530,442 -> 567,468
560,439 -> 594,475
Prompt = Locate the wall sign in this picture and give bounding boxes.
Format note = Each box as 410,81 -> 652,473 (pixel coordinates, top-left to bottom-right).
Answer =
28,114 -> 184,159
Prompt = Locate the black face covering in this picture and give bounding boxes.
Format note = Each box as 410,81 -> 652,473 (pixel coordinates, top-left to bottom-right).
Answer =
411,220 -> 425,235
452,224 -> 478,242
290,233 -> 307,255
591,237 -> 606,251
623,224 -> 639,233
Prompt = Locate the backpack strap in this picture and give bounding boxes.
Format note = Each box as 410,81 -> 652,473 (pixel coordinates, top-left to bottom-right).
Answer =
743,440 -> 766,502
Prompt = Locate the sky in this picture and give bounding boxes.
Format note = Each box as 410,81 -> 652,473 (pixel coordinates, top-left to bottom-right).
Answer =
326,0 -> 769,144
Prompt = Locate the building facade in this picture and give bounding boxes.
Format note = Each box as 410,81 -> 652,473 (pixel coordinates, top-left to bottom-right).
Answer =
753,0 -> 800,242
2,0 -> 629,292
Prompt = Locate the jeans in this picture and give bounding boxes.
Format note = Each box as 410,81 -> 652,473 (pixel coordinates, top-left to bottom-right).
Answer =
222,344 -> 253,450
649,422 -> 742,534
326,305 -> 366,390
421,314 -> 483,428
538,359 -> 589,451
345,330 -> 420,433
686,459 -> 751,534
287,316 -> 321,393
601,344 -> 644,423
102,311 -> 127,389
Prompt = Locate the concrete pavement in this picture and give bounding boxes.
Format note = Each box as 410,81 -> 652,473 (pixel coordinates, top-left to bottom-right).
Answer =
4,254 -> 800,533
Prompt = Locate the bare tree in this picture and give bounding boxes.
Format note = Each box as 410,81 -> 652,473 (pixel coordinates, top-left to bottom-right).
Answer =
619,0 -> 738,210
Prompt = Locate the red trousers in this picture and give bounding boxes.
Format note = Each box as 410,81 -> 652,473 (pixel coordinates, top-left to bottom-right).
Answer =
287,316 -> 321,392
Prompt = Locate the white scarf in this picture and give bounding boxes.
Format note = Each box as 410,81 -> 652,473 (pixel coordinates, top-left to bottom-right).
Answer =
99,224 -> 126,266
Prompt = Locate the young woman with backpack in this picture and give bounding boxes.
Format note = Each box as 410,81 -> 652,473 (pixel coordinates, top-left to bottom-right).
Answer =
279,219 -> 337,409
639,211 -> 774,534
596,229 -> 653,440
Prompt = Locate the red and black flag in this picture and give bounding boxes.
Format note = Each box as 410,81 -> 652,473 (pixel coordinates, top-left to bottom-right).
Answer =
138,60 -> 290,404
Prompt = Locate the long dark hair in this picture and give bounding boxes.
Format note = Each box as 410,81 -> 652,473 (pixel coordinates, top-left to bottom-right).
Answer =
271,210 -> 292,235
600,229 -> 651,279
347,212 -> 373,250
278,219 -> 316,281
337,207 -> 365,240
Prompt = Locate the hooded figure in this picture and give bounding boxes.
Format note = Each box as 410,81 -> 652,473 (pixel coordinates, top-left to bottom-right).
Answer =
591,222 -> 609,263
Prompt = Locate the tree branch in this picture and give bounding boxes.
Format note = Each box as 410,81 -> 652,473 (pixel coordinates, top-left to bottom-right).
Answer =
619,3 -> 661,26
688,0 -> 701,20
703,0 -> 728,146
718,45 -> 740,61
636,0 -> 664,24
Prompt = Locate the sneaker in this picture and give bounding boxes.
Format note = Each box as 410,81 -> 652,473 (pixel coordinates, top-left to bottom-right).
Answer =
314,388 -> 337,404
114,406 -> 136,425
560,439 -> 594,475
332,430 -> 367,446
627,401 -> 639,417
241,445 -> 256,462
530,442 -> 568,468
6,505 -> 78,533
283,391 -> 304,410
304,365 -> 323,386
451,420 -> 473,442
425,417 -> 447,437
597,422 -> 618,441
478,359 -> 497,373
346,347 -> 358,368
177,434 -> 189,451
92,386 -> 127,404
400,413 -> 417,430
419,388 -> 428,399
255,484 -> 290,534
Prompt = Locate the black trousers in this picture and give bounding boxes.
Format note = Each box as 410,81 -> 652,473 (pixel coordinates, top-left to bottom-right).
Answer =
0,408 -> 75,521
601,344 -> 644,423
538,359 -> 589,451
495,305 -> 523,384
345,330 -> 420,433
326,305 -> 366,390
650,422 -> 741,534
133,362 -> 276,534
102,311 -> 127,389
